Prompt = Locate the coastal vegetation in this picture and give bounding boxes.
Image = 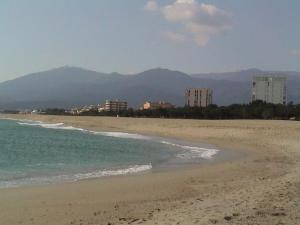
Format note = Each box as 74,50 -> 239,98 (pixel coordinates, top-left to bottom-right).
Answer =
89,101 -> 300,120
4,100 -> 300,120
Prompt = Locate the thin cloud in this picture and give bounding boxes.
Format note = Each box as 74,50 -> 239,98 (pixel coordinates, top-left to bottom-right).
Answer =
145,0 -> 233,46
144,0 -> 159,11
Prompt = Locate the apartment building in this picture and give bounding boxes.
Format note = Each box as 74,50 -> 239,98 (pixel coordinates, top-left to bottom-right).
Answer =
104,100 -> 128,112
185,88 -> 213,107
252,76 -> 287,104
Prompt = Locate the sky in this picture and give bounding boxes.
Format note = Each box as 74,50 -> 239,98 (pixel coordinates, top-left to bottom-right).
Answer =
0,0 -> 299,82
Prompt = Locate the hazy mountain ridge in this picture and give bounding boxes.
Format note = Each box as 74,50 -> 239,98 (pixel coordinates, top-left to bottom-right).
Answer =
192,68 -> 300,81
0,67 -> 299,110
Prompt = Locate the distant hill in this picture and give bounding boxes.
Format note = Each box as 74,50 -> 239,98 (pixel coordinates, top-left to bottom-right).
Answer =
0,66 -> 299,110
192,68 -> 300,82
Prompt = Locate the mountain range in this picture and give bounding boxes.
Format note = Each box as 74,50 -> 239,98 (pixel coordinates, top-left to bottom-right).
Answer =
0,66 -> 299,110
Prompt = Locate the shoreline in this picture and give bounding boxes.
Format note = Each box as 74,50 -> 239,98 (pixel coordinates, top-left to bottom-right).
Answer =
0,114 -> 299,225
0,117 -> 242,189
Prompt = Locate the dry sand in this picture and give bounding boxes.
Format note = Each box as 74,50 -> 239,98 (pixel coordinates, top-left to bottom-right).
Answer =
0,114 -> 299,225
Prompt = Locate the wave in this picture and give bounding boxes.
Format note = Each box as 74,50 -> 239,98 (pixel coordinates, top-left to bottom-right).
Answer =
160,141 -> 219,159
0,164 -> 152,188
73,164 -> 152,179
1,118 -> 43,123
17,121 -> 151,140
91,131 -> 151,140
17,122 -> 88,132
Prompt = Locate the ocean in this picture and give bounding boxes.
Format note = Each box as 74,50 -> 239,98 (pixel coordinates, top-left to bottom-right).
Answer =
0,118 -> 220,188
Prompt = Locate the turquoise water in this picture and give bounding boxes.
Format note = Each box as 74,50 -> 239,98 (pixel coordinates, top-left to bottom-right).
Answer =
0,119 -> 220,187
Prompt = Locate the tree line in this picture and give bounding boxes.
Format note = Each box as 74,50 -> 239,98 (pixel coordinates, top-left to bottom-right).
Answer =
40,100 -> 300,120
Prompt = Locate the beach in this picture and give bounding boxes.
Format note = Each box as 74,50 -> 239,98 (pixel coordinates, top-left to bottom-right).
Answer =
0,115 -> 299,225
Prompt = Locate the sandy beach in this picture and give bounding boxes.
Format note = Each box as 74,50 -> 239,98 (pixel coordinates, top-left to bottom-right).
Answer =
0,115 -> 299,225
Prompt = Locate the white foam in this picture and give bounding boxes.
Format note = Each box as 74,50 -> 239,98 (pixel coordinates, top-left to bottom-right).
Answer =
73,164 -> 152,180
17,121 -> 89,132
1,118 -> 43,124
18,122 -> 63,127
91,131 -> 151,140
0,164 -> 152,188
161,141 -> 219,159
17,120 -> 151,140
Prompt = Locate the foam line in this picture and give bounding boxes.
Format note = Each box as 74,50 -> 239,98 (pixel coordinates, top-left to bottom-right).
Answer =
160,141 -> 219,159
91,131 -> 151,140
17,121 -> 151,140
73,164 -> 152,180
0,164 -> 152,188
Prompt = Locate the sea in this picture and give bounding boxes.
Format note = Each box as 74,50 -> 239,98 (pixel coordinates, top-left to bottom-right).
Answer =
0,118 -> 220,188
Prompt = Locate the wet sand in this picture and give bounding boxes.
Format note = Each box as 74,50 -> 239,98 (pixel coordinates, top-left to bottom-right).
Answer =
0,114 -> 299,225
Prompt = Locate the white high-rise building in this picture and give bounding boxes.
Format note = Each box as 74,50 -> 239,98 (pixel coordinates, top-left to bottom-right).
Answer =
185,88 -> 213,107
252,76 -> 287,104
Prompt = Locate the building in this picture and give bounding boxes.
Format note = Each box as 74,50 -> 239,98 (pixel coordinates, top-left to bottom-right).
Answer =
70,105 -> 98,115
252,76 -> 287,104
104,100 -> 128,112
185,88 -> 213,107
142,101 -> 175,110
97,104 -> 105,112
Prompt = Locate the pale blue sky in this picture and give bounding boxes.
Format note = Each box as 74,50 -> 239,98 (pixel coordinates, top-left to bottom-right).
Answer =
0,0 -> 299,82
